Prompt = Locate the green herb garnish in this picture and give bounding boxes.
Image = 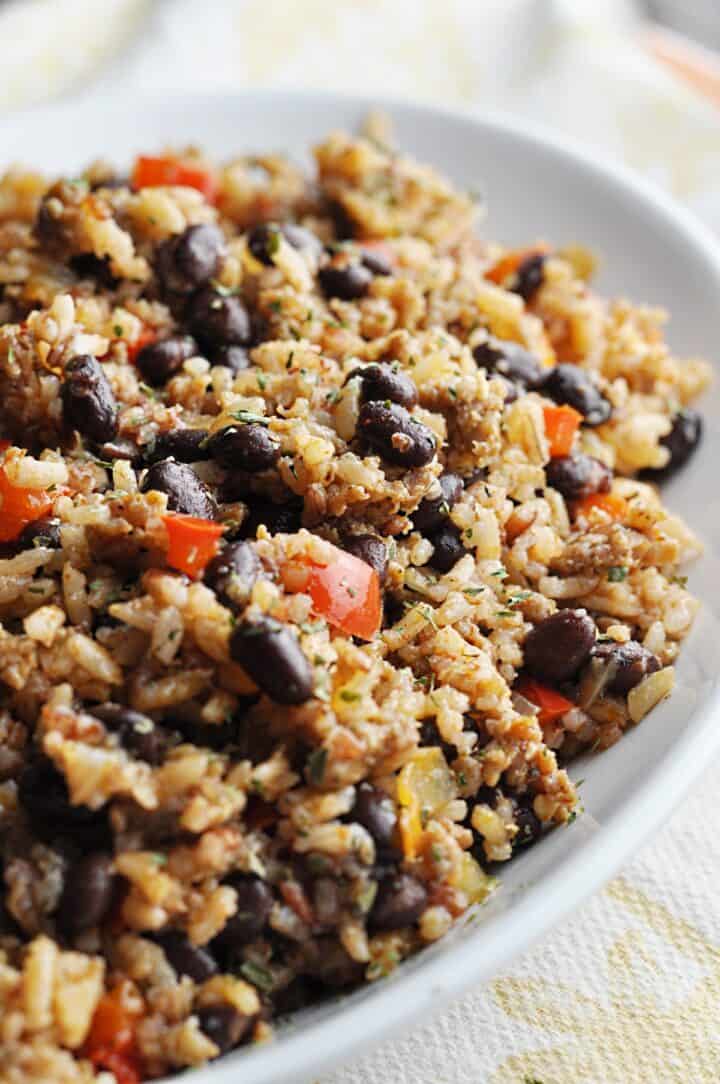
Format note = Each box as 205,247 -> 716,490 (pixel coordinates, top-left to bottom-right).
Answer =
607,565 -> 628,582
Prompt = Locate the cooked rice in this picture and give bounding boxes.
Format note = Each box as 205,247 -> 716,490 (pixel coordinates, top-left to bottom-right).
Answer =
0,121 -> 709,1082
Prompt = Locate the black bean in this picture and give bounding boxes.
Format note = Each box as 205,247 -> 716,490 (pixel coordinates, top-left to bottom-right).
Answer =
144,428 -> 211,465
247,223 -> 283,266
206,424 -> 280,473
18,756 -> 108,842
34,193 -> 73,252
592,639 -> 661,696
360,363 -> 418,409
419,719 -> 462,764
141,458 -> 216,519
136,335 -> 198,386
212,344 -> 251,373
69,253 -> 118,289
358,401 -> 436,469
543,364 -> 612,427
352,783 -> 399,857
413,473 -> 464,533
96,437 -> 142,465
57,852 -> 115,936
327,199 -> 356,241
230,617 -> 313,705
204,541 -> 263,606
215,875 -> 274,948
281,223 -> 323,260
17,516 -> 61,550
92,703 -> 168,765
512,800 -> 542,849
524,608 -> 596,684
187,287 -> 252,351
511,252 -> 546,302
648,409 -> 703,479
62,355 -> 118,443
369,872 -> 428,930
172,715 -> 237,752
319,261 -> 372,301
342,534 -> 388,584
305,938 -> 364,989
361,249 -> 393,276
155,224 -> 224,296
197,1005 -> 252,1055
472,336 -> 545,389
545,454 -> 612,502
497,375 -> 520,404
428,523 -> 466,573
237,498 -> 303,539
155,930 -> 218,983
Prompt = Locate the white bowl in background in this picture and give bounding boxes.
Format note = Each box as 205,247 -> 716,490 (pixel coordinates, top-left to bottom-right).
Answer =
5,90 -> 719,1084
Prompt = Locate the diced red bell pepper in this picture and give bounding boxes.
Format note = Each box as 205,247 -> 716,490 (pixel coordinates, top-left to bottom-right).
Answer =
543,404 -> 582,458
131,155 -> 219,204
125,328 -> 157,365
307,545 -> 382,640
162,514 -> 225,579
0,464 -> 54,543
83,985 -> 144,1083
486,245 -> 548,285
573,492 -> 627,522
88,1049 -> 142,1084
281,543 -> 382,640
515,676 -> 575,725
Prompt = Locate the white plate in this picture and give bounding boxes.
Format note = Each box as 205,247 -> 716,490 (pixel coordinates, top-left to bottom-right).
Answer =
6,90 -> 720,1084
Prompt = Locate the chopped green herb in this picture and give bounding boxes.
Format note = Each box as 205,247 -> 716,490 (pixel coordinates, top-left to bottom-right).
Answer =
269,299 -> 283,313
240,961 -> 274,993
339,689 -> 361,702
671,574 -> 688,589
113,325 -> 123,337
607,565 -> 628,582
230,409 -> 270,426
306,747 -> 328,785
490,567 -> 508,579
210,281 -> 240,297
257,372 -> 267,391
463,587 -> 485,597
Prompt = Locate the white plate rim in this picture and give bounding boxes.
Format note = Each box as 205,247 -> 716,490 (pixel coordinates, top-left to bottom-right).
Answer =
5,88 -> 720,1084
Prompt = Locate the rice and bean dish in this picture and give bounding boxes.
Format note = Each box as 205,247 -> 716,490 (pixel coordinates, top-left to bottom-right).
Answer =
0,122 -> 710,1083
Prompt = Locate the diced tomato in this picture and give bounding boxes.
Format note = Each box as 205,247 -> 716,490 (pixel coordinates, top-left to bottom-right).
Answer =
306,544 -> 381,640
543,404 -> 583,458
131,155 -> 219,203
83,984 -> 144,1082
573,492 -> 627,523
0,464 -> 53,543
486,245 -> 548,285
162,514 -> 225,579
515,676 -> 575,725
88,1049 -> 142,1084
125,328 -> 157,365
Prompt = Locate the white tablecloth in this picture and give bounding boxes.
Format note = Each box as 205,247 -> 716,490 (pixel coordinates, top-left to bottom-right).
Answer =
3,2 -> 720,1079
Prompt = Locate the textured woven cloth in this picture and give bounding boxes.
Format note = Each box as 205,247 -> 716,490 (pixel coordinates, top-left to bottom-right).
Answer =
2,2 -> 719,1080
